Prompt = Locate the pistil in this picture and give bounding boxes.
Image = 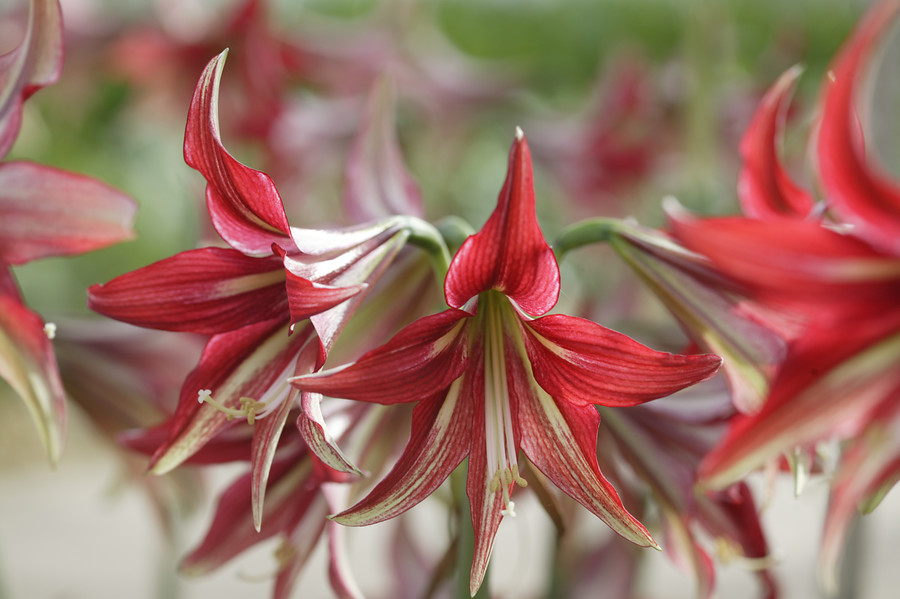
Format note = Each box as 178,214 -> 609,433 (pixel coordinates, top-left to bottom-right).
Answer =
481,292 -> 527,517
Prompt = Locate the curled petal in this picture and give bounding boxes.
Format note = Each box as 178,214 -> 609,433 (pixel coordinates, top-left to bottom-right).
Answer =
0,161 -> 136,264
0,0 -> 63,157
818,0 -> 900,255
88,248 -> 287,334
296,390 -> 363,476
738,65 -> 816,219
522,314 -> 721,407
445,129 -> 560,315
0,292 -> 65,463
183,50 -> 293,255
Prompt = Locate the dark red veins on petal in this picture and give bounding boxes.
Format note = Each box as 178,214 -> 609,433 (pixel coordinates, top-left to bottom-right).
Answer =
87,248 -> 288,334
444,130 -> 560,316
183,51 -> 293,255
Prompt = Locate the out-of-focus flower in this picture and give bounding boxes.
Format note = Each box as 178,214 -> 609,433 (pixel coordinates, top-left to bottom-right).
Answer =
664,0 -> 900,588
0,0 -> 136,464
555,216 -> 797,414
598,396 -> 777,599
292,128 -> 722,594
529,59 -> 666,213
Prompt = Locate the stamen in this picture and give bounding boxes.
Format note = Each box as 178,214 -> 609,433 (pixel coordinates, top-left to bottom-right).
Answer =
482,292 -> 528,518
43,322 -> 56,339
197,389 -> 268,425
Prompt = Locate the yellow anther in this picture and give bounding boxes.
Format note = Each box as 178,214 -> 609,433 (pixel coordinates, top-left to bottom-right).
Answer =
197,389 -> 268,425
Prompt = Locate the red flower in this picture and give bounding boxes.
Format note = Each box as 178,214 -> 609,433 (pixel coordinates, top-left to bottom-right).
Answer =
88,51 -> 424,528
664,1 -> 900,588
0,0 -> 136,463
292,129 -> 721,594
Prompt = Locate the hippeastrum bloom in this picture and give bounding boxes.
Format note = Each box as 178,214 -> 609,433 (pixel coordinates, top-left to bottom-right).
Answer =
0,0 -> 136,463
664,1 -> 900,588
666,0 -> 900,490
292,128 -> 722,594
88,50 -> 440,528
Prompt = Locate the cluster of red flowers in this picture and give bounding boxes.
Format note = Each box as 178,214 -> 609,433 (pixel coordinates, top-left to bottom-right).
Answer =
3,0 -> 900,597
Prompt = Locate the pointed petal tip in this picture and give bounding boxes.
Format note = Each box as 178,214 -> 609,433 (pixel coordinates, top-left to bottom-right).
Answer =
515,125 -> 524,141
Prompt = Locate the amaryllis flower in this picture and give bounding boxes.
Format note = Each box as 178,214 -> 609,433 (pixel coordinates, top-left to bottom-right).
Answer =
663,0 -> 900,588
0,0 -> 136,463
88,50 -> 438,527
292,128 -> 722,594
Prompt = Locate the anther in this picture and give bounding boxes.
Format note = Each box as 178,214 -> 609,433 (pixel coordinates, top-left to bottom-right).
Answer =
197,389 -> 268,425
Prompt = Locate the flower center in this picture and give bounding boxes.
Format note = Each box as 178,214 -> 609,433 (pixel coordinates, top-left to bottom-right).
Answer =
480,291 -> 527,517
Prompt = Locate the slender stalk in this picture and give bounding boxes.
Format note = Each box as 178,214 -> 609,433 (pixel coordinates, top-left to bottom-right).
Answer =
552,217 -> 620,260
406,216 -> 453,281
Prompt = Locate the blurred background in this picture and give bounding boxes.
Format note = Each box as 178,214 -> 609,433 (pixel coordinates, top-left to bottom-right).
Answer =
2,0 -> 898,597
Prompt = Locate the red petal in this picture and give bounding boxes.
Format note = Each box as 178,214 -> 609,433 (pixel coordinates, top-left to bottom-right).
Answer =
699,324 -> 900,490
250,341 -> 319,530
87,248 -> 288,334
523,314 -> 721,407
183,51 -> 293,255
512,354 -> 657,548
738,65 -> 816,219
149,320 -> 312,474
0,291 -> 66,463
818,1 -> 900,255
343,76 -> 423,221
284,270 -> 363,330
0,161 -> 135,264
292,309 -> 470,404
464,350 -> 509,595
331,380 -> 473,526
0,0 -> 63,157
668,210 -> 900,312
444,129 -> 559,315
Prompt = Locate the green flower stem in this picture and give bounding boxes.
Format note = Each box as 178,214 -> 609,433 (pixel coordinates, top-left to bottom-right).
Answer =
552,217 -> 623,260
437,215 -> 476,253
405,216 -> 453,281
